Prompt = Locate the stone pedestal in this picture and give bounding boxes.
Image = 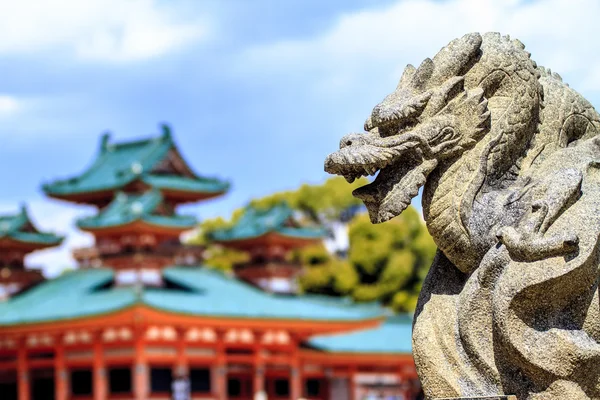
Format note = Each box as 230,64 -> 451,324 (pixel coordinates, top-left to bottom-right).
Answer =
436,397 -> 517,400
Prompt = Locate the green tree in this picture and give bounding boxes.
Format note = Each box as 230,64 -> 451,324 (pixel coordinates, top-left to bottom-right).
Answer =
297,207 -> 435,312
347,208 -> 435,311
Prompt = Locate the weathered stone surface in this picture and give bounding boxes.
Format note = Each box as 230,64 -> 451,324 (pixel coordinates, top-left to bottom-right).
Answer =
325,32 -> 600,400
438,397 -> 517,400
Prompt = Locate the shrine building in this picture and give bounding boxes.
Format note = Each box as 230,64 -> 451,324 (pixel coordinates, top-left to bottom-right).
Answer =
209,202 -> 327,294
0,126 -> 419,400
0,205 -> 63,300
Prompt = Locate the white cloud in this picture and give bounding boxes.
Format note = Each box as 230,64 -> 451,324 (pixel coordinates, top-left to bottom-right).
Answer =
0,199 -> 95,278
0,95 -> 20,117
240,0 -> 600,99
0,0 -> 209,62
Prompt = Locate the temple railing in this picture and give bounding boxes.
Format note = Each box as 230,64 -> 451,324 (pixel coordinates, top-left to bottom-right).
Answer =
73,244 -> 205,267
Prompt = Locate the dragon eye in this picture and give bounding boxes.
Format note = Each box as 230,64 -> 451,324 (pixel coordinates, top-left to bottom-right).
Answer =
430,127 -> 456,144
441,127 -> 455,138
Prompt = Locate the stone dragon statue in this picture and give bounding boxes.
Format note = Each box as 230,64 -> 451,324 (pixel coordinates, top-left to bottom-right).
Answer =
324,32 -> 600,399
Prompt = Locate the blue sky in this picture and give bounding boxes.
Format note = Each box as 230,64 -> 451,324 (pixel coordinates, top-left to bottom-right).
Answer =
1,0 -> 599,275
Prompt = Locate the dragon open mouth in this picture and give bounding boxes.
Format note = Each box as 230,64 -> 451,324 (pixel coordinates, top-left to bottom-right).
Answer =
324,136 -> 438,223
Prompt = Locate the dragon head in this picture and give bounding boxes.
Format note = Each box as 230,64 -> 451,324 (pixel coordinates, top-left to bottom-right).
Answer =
325,33 -> 491,223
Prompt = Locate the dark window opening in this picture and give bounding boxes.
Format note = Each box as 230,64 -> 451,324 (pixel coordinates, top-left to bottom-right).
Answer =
305,378 -> 322,397
274,378 -> 290,396
109,367 -> 132,394
0,382 -> 17,400
0,372 -> 17,400
190,368 -> 211,393
253,255 -> 267,264
31,369 -> 54,400
71,369 -> 93,396
228,378 -> 242,397
150,367 -> 172,393
227,377 -> 252,398
122,245 -> 135,254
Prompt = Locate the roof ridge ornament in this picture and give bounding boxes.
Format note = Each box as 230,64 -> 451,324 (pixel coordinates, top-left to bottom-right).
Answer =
160,123 -> 172,141
131,162 -> 143,175
19,203 -> 28,217
100,131 -> 111,152
130,202 -> 144,215
116,192 -> 128,202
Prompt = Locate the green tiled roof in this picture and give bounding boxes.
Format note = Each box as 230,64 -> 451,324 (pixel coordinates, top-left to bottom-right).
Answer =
77,189 -> 197,230
0,267 -> 385,326
0,205 -> 63,246
210,203 -> 325,242
42,125 -> 229,197
308,314 -> 413,354
142,174 -> 228,194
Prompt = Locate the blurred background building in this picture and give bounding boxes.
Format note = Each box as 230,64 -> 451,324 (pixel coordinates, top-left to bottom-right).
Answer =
0,129 -> 420,400
0,1 -> 595,399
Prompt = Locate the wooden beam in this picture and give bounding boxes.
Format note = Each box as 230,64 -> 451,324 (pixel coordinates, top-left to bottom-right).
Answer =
299,349 -> 415,366
137,306 -> 383,336
0,307 -> 137,335
0,305 -> 384,338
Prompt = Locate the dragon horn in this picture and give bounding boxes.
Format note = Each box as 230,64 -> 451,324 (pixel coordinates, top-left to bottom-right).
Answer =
397,64 -> 417,89
428,32 -> 482,87
410,58 -> 434,91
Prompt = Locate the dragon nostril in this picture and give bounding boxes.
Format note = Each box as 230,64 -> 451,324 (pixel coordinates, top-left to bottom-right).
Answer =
339,133 -> 364,149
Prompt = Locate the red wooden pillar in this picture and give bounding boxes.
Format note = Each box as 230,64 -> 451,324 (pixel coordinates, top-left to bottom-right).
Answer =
253,340 -> 265,398
17,342 -> 29,400
398,364 -> 409,399
55,337 -> 68,400
291,366 -> 302,400
290,338 -> 302,400
215,330 -> 227,400
93,333 -> 106,400
134,330 -> 148,400
349,367 -> 357,400
254,364 -> 265,398
175,327 -> 188,377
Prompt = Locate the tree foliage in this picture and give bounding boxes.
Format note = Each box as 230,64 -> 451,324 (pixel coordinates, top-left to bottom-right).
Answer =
191,176 -> 436,312
296,207 -> 435,312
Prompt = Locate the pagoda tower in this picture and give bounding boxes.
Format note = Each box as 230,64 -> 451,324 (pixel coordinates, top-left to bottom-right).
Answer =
210,202 -> 325,293
0,205 -> 63,299
42,124 -> 229,284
